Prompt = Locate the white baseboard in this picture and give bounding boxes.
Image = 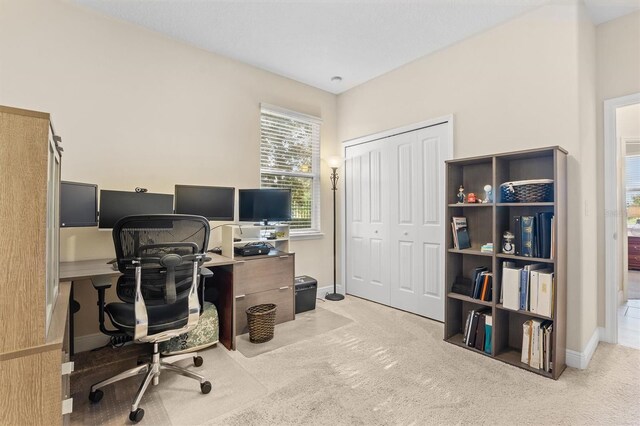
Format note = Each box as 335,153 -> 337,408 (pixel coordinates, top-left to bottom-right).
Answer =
75,333 -> 110,353
316,284 -> 344,299
565,327 -> 602,369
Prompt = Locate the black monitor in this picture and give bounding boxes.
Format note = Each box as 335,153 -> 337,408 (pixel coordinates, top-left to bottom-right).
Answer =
98,190 -> 174,229
239,189 -> 291,225
60,181 -> 98,227
174,185 -> 235,221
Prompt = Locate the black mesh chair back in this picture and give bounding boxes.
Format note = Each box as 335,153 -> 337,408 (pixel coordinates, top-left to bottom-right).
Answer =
113,215 -> 210,305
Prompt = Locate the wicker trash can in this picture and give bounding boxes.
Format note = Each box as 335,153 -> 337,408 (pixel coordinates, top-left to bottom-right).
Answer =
246,303 -> 277,343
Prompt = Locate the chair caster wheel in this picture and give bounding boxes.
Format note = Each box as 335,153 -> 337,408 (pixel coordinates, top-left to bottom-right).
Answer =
129,408 -> 144,423
193,356 -> 203,367
88,389 -> 103,403
201,381 -> 212,394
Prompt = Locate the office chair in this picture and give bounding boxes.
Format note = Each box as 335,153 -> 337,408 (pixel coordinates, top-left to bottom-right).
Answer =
89,214 -> 213,423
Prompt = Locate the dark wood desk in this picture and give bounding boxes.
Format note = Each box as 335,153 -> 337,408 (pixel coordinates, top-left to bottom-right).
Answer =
60,254 -> 238,351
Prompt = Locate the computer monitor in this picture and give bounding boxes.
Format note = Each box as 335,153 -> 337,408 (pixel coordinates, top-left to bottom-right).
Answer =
98,190 -> 174,229
238,189 -> 292,225
174,185 -> 235,221
60,181 -> 98,227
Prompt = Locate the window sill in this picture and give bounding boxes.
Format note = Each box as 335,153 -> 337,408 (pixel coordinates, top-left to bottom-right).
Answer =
290,231 -> 325,241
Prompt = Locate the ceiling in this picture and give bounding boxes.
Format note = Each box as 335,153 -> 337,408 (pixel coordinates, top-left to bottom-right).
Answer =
74,0 -> 640,94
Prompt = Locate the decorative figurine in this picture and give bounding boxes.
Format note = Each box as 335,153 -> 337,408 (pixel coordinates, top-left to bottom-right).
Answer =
502,231 -> 515,254
457,185 -> 466,204
467,192 -> 477,203
483,184 -> 493,203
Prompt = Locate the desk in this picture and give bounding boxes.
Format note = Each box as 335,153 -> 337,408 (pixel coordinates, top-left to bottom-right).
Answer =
60,254 -> 238,352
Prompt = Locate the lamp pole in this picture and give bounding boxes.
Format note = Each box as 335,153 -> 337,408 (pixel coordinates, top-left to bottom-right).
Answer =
326,166 -> 344,301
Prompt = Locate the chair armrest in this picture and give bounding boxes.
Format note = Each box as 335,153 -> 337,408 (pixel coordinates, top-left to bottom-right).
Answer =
200,267 -> 213,278
91,277 -> 112,290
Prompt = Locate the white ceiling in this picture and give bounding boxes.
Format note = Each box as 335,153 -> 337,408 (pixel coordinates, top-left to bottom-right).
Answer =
74,0 -> 640,94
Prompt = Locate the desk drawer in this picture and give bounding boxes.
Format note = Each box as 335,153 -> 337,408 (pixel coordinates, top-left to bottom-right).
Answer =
235,286 -> 294,336
234,255 -> 294,295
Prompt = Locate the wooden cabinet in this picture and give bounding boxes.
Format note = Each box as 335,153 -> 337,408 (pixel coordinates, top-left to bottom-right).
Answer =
234,254 -> 295,335
444,146 -> 567,379
629,236 -> 640,270
0,105 -> 71,423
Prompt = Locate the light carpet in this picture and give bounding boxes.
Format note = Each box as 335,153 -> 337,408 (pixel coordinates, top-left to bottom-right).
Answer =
72,296 -> 640,425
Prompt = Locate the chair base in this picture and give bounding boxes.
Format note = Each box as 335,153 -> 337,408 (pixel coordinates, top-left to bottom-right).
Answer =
89,342 -> 211,422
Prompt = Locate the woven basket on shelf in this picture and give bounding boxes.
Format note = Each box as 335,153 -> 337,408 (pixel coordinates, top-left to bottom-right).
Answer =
246,303 -> 277,343
500,179 -> 553,203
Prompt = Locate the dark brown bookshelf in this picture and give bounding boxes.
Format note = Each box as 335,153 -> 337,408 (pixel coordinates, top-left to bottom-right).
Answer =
444,146 -> 567,380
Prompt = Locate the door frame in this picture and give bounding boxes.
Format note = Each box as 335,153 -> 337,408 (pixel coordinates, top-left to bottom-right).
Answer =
603,92 -> 640,344
340,115 -> 454,298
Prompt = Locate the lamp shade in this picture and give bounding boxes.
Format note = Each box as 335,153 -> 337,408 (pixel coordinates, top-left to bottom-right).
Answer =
327,156 -> 342,168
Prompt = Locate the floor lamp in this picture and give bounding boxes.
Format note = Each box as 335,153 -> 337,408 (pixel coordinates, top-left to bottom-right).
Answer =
326,157 -> 344,301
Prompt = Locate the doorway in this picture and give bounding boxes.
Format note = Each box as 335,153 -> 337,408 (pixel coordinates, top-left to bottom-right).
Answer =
604,94 -> 640,348
343,117 -> 453,321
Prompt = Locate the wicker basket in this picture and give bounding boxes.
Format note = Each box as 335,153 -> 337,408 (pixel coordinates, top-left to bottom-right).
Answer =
500,179 -> 553,203
246,303 -> 277,343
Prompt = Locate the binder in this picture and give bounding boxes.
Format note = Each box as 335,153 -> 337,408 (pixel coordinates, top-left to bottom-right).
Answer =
537,212 -> 554,259
468,310 -> 481,347
537,271 -> 555,317
529,319 -> 543,369
513,216 -> 522,255
520,263 -> 546,311
484,314 -> 493,354
521,216 -> 536,257
530,268 -> 552,314
502,267 -> 522,310
475,314 -> 486,351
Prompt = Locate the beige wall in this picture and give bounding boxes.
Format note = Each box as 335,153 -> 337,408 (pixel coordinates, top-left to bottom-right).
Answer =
0,0 -> 339,337
596,11 -> 640,325
338,3 -> 596,352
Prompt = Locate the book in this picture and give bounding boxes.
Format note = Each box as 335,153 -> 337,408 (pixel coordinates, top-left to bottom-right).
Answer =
537,271 -> 555,317
475,314 -> 486,351
471,266 -> 488,299
502,266 -> 522,310
513,216 -> 522,256
462,310 -> 473,344
529,319 -> 543,369
530,268 -> 553,314
452,217 -> 471,250
550,216 -> 555,259
468,310 -> 482,347
520,263 -> 546,311
484,314 -> 492,354
452,276 -> 473,297
521,215 -> 536,257
480,273 -> 493,302
499,261 -> 516,304
521,320 -> 532,364
543,322 -> 553,372
537,212 -> 554,258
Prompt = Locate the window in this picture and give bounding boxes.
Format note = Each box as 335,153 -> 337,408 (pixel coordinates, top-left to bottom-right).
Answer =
260,104 -> 321,232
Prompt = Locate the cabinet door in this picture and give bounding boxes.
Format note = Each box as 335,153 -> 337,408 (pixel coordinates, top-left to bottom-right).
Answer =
235,286 -> 294,336
45,126 -> 61,334
234,255 -> 294,295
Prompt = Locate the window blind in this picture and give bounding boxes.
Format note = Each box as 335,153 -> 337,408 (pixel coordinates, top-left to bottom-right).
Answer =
260,105 -> 321,231
626,154 -> 640,205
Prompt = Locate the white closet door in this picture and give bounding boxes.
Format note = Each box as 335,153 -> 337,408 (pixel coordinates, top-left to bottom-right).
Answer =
388,125 -> 448,321
345,140 -> 390,305
345,123 -> 449,321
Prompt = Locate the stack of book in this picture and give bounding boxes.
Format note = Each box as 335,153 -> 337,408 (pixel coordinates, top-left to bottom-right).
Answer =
521,319 -> 553,372
451,217 -> 471,250
480,242 -> 493,253
511,213 -> 554,258
462,309 -> 492,354
501,261 -> 554,316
